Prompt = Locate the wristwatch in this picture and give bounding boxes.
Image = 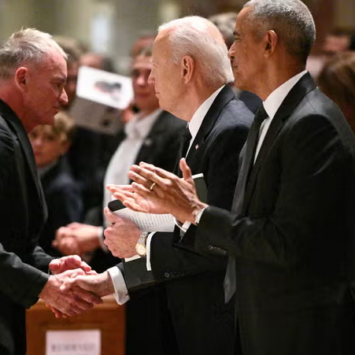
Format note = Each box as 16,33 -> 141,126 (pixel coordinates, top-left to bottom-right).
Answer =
135,232 -> 149,257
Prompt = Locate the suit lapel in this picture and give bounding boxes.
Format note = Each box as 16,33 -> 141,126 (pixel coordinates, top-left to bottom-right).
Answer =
242,73 -> 317,212
185,85 -> 236,169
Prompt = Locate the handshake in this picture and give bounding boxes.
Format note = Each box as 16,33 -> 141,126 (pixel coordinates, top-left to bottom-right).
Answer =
39,255 -> 114,318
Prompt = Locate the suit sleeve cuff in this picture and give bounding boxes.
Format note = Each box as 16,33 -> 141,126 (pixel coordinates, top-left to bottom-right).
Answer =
107,266 -> 130,305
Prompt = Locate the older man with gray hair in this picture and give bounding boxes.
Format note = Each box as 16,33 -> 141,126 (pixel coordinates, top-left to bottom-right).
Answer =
63,16 -> 253,355
0,28 -> 103,355
110,1 -> 355,354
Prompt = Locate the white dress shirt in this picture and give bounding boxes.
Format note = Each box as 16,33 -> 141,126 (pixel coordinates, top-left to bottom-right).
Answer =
109,86 -> 225,303
254,70 -> 307,160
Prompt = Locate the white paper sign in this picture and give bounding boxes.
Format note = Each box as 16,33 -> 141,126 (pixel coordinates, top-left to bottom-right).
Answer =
76,66 -> 133,109
46,330 -> 101,355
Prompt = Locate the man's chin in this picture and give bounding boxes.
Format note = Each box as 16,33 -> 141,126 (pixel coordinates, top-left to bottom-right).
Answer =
39,115 -> 55,126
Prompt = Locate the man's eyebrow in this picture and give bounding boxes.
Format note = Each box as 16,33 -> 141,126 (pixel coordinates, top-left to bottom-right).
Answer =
54,76 -> 66,82
52,76 -> 67,85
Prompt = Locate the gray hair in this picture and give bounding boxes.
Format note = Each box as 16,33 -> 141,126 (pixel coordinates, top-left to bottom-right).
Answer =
0,28 -> 67,80
244,0 -> 316,63
158,16 -> 234,86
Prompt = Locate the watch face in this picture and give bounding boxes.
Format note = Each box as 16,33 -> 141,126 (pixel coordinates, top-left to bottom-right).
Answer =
135,243 -> 146,256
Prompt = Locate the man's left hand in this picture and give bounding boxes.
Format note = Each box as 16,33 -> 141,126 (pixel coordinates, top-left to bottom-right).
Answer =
103,209 -> 141,258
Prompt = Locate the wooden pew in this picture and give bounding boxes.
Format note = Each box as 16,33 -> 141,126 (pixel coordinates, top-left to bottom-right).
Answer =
26,296 -> 125,355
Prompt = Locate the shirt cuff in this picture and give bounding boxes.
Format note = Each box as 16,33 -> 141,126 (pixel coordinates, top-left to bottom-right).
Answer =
174,218 -> 190,233
107,266 -> 130,305
195,207 -> 207,224
146,232 -> 156,271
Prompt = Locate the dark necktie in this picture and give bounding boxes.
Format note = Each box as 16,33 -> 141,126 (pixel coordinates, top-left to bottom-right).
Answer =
175,125 -> 192,176
224,105 -> 268,303
179,125 -> 192,158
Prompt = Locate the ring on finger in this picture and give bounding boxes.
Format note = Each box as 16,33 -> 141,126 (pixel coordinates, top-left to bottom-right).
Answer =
149,182 -> 156,191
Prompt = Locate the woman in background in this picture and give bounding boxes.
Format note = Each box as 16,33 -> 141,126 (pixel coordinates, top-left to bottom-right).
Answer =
318,51 -> 355,134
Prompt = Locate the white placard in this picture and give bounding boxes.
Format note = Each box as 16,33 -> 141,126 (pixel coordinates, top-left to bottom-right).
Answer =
46,330 -> 101,355
76,66 -> 133,109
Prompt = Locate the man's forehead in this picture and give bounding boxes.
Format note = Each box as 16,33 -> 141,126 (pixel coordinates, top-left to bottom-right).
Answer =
236,7 -> 252,27
132,56 -> 152,69
153,35 -> 170,56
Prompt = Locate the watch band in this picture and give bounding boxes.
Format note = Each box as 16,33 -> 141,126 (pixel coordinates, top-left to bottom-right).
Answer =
135,232 -> 149,257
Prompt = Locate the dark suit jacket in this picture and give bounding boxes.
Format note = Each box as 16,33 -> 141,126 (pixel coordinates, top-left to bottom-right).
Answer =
119,86 -> 253,355
195,74 -> 355,355
0,100 -> 52,355
39,158 -> 83,257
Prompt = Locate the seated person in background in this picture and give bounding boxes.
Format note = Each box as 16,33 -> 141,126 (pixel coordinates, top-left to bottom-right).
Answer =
28,111 -> 83,256
318,51 -> 355,134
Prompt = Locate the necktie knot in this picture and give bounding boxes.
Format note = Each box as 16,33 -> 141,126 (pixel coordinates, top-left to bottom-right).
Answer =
254,105 -> 268,128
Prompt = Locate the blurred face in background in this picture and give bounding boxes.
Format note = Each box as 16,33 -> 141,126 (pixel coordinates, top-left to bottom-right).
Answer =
64,60 -> 79,106
131,55 -> 159,115
29,125 -> 70,168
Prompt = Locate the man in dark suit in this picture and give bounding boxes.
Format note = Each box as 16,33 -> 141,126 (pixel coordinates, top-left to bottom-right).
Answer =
109,1 -> 355,354
0,29 -> 103,355
54,46 -> 184,355
63,16 -> 252,355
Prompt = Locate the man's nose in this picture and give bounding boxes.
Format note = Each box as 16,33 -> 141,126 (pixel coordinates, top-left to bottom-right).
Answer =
228,42 -> 235,60
148,71 -> 154,85
136,75 -> 147,86
32,137 -> 43,146
59,89 -> 69,106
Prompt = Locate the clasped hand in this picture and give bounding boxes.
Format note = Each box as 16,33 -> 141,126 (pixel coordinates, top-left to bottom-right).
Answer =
40,255 -> 114,318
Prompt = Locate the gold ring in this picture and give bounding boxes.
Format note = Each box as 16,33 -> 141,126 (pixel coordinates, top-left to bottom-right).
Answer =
149,182 -> 156,191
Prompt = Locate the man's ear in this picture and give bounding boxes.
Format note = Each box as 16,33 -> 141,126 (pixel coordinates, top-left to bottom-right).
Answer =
181,56 -> 194,84
264,30 -> 278,57
15,67 -> 28,90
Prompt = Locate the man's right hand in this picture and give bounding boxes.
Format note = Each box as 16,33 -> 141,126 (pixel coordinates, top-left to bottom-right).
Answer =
39,269 -> 103,317
60,271 -> 115,298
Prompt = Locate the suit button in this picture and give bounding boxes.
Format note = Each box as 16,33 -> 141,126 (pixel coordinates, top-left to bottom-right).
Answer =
164,272 -> 170,278
208,245 -> 214,251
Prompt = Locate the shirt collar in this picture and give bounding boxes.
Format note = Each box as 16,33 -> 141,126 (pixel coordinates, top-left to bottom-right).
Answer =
263,70 -> 307,119
125,108 -> 162,138
188,85 -> 225,140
